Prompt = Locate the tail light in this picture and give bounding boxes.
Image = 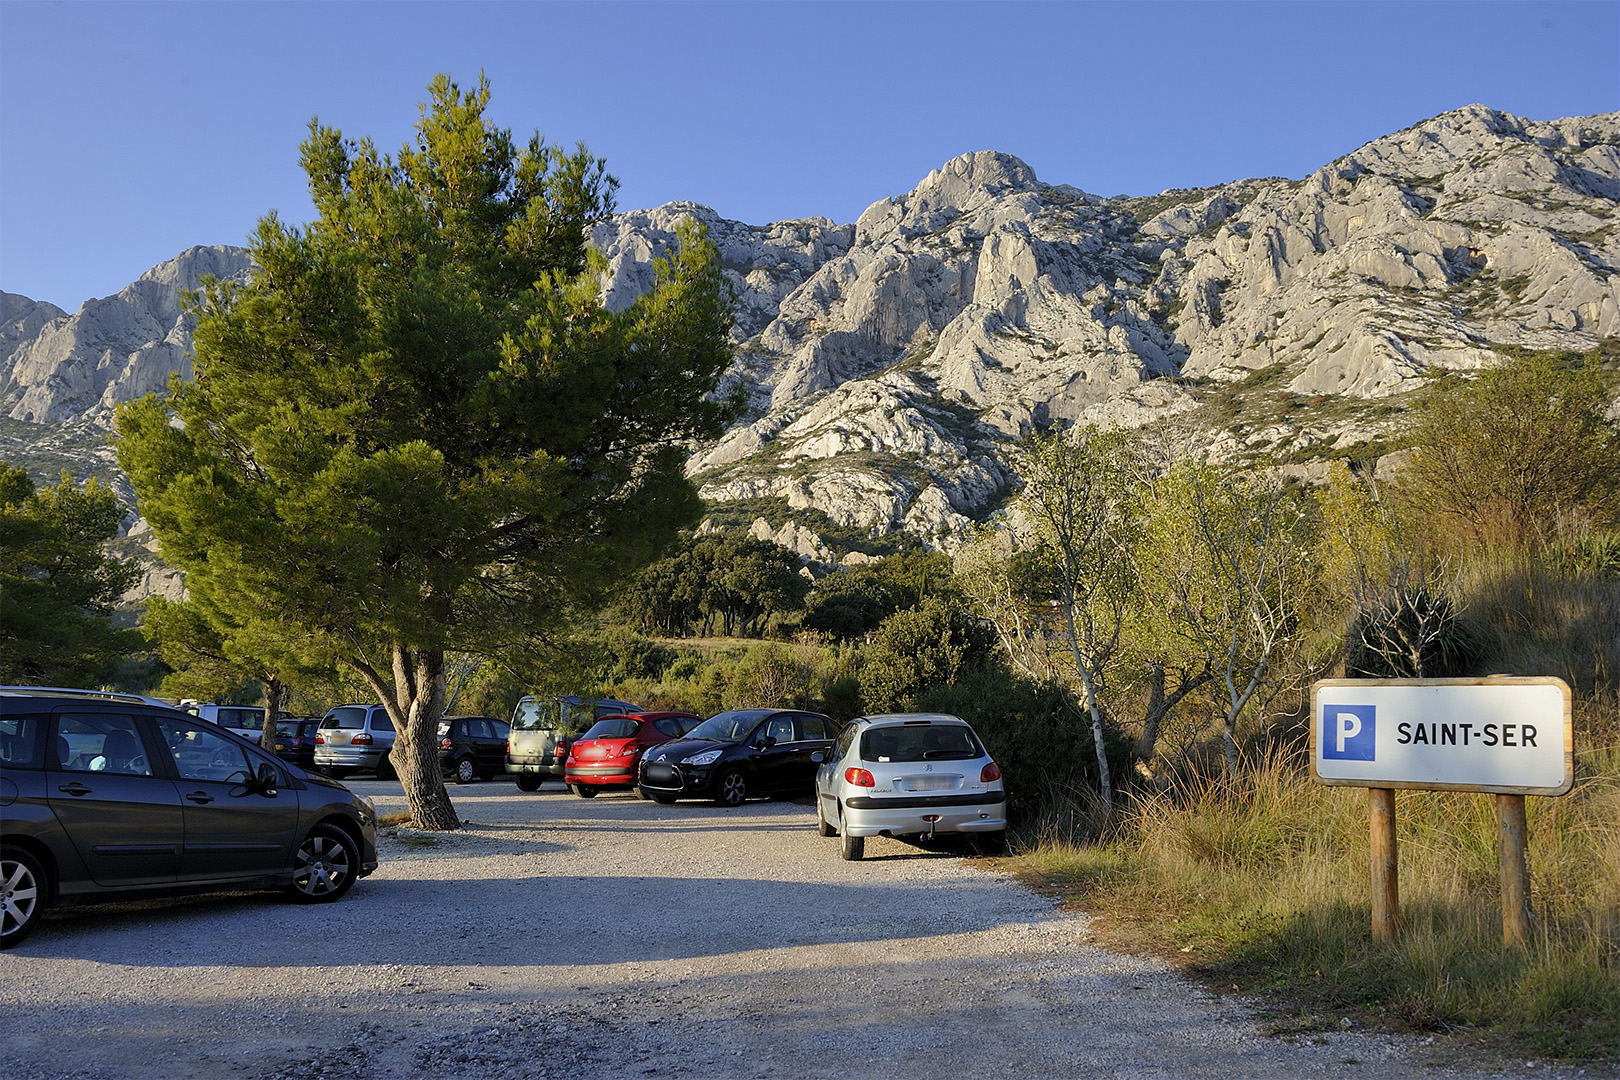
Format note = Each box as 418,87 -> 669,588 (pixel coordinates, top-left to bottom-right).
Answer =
980,762 -> 1001,783
845,767 -> 875,787
315,733 -> 326,745
439,738 -> 454,750
352,732 -> 373,746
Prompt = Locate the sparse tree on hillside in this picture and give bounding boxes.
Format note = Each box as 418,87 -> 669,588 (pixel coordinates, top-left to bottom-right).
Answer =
1137,464 -> 1319,778
1401,348 -> 1619,556
1009,426 -> 1143,817
0,465 -> 139,686
116,75 -> 737,830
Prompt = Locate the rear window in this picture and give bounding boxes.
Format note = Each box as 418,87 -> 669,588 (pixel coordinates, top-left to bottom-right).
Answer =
512,697 -> 563,732
370,710 -> 395,732
321,707 -> 368,730
860,724 -> 982,763
582,717 -> 640,740
0,713 -> 44,769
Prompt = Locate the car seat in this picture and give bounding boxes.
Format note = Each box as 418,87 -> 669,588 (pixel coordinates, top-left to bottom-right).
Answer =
101,729 -> 142,773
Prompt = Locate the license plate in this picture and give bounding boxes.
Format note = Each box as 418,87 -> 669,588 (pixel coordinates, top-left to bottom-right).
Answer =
908,776 -> 954,791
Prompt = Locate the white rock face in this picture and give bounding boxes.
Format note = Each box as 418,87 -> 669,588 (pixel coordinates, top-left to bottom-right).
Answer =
3,246 -> 253,424
6,105 -> 1616,578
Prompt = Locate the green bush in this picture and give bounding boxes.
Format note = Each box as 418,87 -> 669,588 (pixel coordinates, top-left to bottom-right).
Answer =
917,666 -> 1132,827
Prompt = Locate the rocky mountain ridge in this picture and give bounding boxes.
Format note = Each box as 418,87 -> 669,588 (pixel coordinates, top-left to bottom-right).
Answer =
3,104 -> 1615,585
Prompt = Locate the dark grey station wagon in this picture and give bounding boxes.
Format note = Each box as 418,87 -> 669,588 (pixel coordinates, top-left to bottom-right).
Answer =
0,688 -> 380,948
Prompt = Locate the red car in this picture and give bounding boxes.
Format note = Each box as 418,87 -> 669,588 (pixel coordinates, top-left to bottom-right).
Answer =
565,712 -> 702,797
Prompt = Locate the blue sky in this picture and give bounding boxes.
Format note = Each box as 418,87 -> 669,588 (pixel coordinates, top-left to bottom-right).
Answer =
2,1 -> 1616,311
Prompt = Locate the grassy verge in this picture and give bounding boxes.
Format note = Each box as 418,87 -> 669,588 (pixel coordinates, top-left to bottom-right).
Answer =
1004,746 -> 1620,1065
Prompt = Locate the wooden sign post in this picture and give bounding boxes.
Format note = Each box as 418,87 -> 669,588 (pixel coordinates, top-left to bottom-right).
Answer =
1312,677 -> 1573,945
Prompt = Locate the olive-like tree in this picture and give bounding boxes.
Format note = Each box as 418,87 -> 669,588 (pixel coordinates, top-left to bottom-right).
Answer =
117,75 -> 736,829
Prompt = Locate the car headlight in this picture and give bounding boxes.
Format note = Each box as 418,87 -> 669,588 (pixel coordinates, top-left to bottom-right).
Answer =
356,795 -> 377,825
682,749 -> 722,766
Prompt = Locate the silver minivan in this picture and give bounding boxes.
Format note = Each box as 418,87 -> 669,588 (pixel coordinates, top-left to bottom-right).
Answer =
815,712 -> 1007,860
506,695 -> 639,792
313,704 -> 396,779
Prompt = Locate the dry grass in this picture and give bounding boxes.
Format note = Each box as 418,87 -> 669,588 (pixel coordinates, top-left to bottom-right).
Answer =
1009,741 -> 1620,1064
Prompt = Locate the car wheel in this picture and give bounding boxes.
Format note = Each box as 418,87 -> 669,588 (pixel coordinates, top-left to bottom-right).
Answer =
569,784 -> 597,799
839,827 -> 865,861
514,774 -> 541,792
816,799 -> 836,837
375,755 -> 396,781
454,756 -> 477,785
0,848 -> 47,949
715,769 -> 748,808
287,824 -> 360,903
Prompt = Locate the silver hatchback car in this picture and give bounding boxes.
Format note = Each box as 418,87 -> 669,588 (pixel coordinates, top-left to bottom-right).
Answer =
814,712 -> 1007,860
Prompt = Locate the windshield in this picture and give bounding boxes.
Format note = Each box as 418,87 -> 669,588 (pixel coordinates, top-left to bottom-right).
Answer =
320,707 -> 368,730
582,717 -> 640,741
274,721 -> 306,738
861,724 -> 983,763
683,711 -> 766,743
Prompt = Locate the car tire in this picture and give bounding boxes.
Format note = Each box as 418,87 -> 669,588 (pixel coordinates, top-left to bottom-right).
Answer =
375,755 -> 397,781
569,784 -> 597,799
816,799 -> 836,837
715,769 -> 748,808
839,827 -> 865,861
454,756 -> 477,785
514,774 -> 541,792
0,847 -> 47,949
287,824 -> 360,904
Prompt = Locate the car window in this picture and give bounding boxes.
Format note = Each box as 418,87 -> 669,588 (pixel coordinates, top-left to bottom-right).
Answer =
0,712 -> 45,769
764,715 -> 795,744
157,719 -> 255,783
321,707 -> 368,730
468,719 -> 491,739
835,723 -> 858,758
684,711 -> 767,743
652,717 -> 686,737
492,721 -> 509,739
796,715 -> 829,741
55,714 -> 153,777
222,708 -> 260,728
370,710 -> 395,732
861,724 -> 981,763
583,717 -> 640,740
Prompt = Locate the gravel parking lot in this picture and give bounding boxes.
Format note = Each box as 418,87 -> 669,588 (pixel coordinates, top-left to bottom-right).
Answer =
0,779 -> 1585,1079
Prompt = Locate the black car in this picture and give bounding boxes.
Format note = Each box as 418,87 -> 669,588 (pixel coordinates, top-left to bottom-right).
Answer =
637,709 -> 837,807
272,717 -> 321,771
0,687 -> 381,949
438,715 -> 510,784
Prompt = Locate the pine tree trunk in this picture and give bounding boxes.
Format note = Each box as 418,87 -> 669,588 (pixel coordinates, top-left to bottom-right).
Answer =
259,677 -> 284,751
363,646 -> 461,831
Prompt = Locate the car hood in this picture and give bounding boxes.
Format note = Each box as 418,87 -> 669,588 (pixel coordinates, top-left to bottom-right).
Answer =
644,738 -> 732,762
300,768 -> 349,791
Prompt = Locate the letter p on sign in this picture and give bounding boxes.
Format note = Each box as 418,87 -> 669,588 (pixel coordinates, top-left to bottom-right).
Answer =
1323,704 -> 1376,760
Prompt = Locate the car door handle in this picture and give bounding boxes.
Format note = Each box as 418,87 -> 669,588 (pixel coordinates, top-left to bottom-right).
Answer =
185,791 -> 215,804
57,782 -> 93,796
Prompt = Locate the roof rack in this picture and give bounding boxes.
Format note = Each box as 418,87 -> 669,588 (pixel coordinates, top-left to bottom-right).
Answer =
0,686 -> 175,708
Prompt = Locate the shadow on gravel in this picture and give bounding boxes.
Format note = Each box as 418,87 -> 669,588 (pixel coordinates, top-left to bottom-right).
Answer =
21,869 -> 1035,968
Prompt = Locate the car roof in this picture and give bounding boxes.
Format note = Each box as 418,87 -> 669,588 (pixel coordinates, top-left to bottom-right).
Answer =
856,712 -> 969,726
0,685 -> 176,709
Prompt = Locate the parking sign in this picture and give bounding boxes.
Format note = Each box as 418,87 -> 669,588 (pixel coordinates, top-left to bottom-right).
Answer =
1311,678 -> 1573,795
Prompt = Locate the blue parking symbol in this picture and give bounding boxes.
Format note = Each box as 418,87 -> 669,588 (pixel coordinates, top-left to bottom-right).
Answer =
1322,704 -> 1376,761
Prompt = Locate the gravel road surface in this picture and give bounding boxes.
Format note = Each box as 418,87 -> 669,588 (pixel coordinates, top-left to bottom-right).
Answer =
0,780 -> 1588,1079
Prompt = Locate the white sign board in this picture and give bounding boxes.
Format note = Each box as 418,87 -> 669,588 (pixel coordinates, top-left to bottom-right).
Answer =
1312,678 -> 1573,796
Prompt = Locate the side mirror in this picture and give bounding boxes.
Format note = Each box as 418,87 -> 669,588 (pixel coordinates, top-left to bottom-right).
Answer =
753,736 -> 776,750
256,762 -> 279,796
